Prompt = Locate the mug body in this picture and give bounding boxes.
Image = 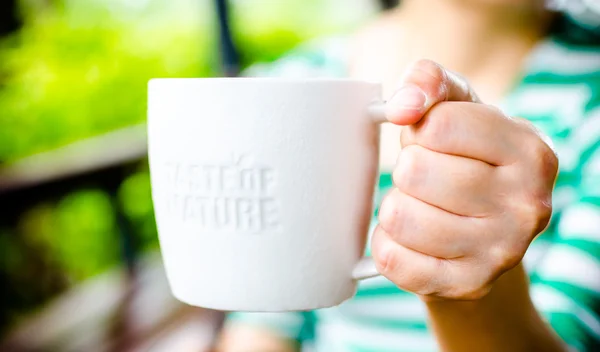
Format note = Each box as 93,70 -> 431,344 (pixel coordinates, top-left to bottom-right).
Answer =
148,78 -> 381,311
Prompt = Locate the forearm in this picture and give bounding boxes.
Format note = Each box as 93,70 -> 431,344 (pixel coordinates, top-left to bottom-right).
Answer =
424,263 -> 565,352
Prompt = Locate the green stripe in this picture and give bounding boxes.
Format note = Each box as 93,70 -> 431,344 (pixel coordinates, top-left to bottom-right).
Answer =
579,139 -> 600,167
556,172 -> 580,186
553,239 -> 600,259
581,195 -> 600,205
522,71 -> 600,85
534,227 -> 558,242
351,317 -> 428,331
551,31 -> 600,52
585,94 -> 600,114
533,279 -> 599,308
554,127 -> 570,139
545,312 -> 599,348
378,173 -> 393,189
374,173 -> 393,217
355,285 -> 407,298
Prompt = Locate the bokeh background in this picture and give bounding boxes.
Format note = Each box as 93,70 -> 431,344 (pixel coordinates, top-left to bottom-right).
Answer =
0,0 -> 384,351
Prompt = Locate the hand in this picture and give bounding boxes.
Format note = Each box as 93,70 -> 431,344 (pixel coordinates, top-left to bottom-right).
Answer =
372,59 -> 559,301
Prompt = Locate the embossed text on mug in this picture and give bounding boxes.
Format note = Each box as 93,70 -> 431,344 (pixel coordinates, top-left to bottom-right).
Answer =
161,154 -> 280,233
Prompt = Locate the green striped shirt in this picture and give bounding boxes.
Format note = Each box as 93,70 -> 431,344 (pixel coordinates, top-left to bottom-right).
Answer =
228,23 -> 600,352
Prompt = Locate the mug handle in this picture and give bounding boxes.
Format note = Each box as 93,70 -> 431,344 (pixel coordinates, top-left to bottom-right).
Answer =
352,257 -> 379,280
351,101 -> 389,281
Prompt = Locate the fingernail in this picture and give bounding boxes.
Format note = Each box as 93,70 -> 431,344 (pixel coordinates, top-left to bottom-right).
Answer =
390,85 -> 427,111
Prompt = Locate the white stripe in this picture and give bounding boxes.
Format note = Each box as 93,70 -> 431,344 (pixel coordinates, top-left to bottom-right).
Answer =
552,186 -> 577,211
227,312 -> 305,336
559,203 -> 600,242
524,242 -> 551,271
527,40 -> 600,74
537,246 -> 600,294
555,143 -> 581,173
571,107 -> 600,154
317,319 -> 435,352
584,147 -> 600,175
531,285 -> 600,339
510,86 -> 589,126
565,0 -> 600,29
337,295 -> 426,322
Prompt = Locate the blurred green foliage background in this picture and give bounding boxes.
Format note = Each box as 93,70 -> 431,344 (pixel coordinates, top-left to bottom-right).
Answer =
0,0 -> 373,332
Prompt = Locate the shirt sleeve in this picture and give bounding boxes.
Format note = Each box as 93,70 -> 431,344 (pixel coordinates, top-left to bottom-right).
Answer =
529,107 -> 600,351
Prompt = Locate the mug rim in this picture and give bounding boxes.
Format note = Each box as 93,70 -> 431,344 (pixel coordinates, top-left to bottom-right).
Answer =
148,77 -> 381,86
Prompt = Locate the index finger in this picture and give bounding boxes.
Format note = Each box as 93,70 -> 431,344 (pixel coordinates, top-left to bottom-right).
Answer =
385,59 -> 481,126
400,102 -> 523,166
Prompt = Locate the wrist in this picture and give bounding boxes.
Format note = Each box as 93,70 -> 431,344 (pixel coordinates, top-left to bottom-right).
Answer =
420,262 -> 565,352
419,262 -> 531,306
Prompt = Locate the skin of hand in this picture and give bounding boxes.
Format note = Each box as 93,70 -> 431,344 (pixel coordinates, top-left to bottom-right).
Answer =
372,59 -> 559,301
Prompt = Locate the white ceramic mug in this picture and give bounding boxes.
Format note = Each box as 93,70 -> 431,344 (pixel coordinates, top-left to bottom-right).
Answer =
148,78 -> 385,312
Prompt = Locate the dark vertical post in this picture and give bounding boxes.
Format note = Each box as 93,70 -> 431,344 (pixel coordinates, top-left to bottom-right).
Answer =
201,2 -> 235,341
0,0 -> 21,36
379,0 -> 399,10
215,0 -> 240,77
108,179 -> 138,352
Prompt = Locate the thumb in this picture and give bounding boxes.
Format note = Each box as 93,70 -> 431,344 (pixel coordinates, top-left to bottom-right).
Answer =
385,59 -> 481,125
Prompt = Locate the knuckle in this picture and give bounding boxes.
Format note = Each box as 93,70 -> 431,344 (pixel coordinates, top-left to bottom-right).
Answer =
489,245 -> 522,272
372,231 -> 398,274
409,259 -> 449,297
415,260 -> 445,296
372,227 -> 438,296
419,104 -> 452,141
510,128 -> 556,236
399,267 -> 437,297
447,284 -> 492,301
378,191 -> 403,233
413,283 -> 437,297
400,126 -> 415,148
518,194 -> 553,236
519,124 -> 559,177
375,254 -> 392,275
439,266 -> 493,300
533,140 -> 559,179
393,145 -> 425,192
